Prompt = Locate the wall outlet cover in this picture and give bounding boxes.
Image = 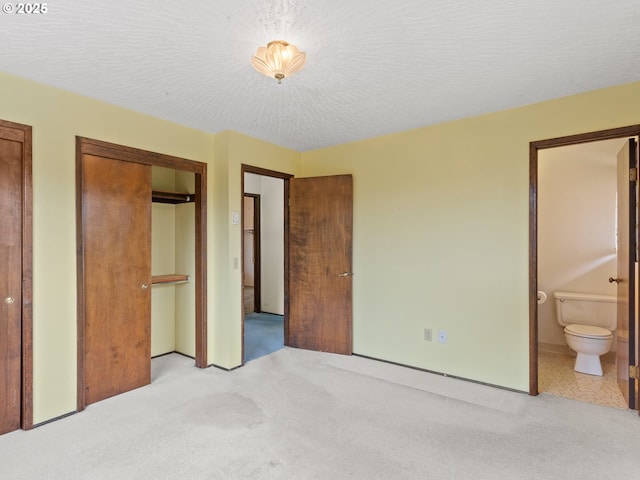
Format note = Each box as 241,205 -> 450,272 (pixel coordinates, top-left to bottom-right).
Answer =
424,328 -> 432,341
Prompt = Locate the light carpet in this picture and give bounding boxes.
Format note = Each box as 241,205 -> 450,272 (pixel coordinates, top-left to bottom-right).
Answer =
1,348 -> 639,479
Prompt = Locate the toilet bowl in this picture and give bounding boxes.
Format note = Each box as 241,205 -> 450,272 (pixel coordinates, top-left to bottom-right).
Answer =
554,291 -> 616,377
563,324 -> 613,376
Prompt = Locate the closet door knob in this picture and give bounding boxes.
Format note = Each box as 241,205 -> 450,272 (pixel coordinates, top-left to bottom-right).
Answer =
4,297 -> 14,304
141,284 -> 149,290
609,277 -> 621,284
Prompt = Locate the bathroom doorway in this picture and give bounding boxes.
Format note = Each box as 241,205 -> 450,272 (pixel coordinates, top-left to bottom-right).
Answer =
530,125 -> 640,411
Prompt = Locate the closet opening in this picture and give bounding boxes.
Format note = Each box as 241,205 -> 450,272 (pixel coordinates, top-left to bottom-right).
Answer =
151,166 -> 200,366
76,137 -> 207,410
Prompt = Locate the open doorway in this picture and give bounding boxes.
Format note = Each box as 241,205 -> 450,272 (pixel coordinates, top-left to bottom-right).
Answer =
537,139 -> 626,408
242,166 -> 292,363
530,126 -> 640,412
151,167 -> 200,367
240,165 -> 354,363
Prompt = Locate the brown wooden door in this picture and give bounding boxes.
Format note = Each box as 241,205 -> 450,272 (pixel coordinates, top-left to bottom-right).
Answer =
288,174 -> 353,355
616,138 -> 637,409
0,135 -> 23,434
80,154 -> 152,407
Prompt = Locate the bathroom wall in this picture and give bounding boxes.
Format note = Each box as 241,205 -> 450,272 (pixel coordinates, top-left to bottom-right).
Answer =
538,139 -> 625,349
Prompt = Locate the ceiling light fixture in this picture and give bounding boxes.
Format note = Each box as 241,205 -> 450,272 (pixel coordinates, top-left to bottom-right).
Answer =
251,40 -> 306,84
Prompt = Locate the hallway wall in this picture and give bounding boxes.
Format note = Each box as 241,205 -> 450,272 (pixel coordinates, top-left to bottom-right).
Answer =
244,173 -> 285,315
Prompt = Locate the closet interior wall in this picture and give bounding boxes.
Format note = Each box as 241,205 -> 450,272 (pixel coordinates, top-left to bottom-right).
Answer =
151,167 -> 196,357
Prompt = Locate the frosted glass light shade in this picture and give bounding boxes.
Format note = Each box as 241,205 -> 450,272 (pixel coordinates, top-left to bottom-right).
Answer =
251,40 -> 306,83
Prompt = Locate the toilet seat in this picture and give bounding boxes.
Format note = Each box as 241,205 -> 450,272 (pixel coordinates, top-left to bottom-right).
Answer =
564,324 -> 612,339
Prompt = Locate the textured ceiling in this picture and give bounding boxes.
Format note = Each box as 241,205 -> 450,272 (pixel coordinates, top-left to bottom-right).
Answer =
2,1 -> 640,151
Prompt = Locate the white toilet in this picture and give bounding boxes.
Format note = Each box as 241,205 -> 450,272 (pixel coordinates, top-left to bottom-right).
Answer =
553,291 -> 617,376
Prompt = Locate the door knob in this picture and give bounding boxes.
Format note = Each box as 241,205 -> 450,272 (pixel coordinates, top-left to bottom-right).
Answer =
337,272 -> 354,277
4,297 -> 15,304
141,283 -> 149,289
609,277 -> 621,284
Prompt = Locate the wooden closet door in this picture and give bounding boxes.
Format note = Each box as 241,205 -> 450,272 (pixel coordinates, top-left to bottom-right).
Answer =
0,137 -> 23,434
81,154 -> 152,406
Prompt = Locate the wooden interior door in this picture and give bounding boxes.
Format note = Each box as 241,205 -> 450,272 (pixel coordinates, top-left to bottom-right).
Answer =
288,174 -> 353,355
0,132 -> 24,434
616,138 -> 637,409
80,153 -> 152,407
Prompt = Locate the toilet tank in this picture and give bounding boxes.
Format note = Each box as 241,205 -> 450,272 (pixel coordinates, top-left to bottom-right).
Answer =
553,291 -> 617,331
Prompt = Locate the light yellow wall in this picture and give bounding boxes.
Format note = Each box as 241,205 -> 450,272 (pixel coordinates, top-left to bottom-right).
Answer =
6,64 -> 640,423
174,170 -> 197,356
151,203 -> 177,356
301,80 -> 640,391
152,166 -> 178,191
175,201 -> 196,356
151,167 -> 177,356
0,71 -> 213,424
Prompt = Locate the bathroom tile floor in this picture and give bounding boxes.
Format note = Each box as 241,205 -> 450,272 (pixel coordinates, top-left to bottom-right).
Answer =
538,350 -> 628,409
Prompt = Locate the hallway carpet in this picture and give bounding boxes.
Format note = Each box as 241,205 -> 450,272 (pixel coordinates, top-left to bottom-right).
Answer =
1,349 -> 640,479
243,312 -> 284,363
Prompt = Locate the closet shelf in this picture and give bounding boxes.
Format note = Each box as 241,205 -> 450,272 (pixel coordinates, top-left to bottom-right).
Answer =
152,191 -> 195,204
151,274 -> 190,285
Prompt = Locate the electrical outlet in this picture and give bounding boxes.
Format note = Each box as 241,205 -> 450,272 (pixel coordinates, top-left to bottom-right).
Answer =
438,330 -> 447,344
424,328 -> 432,341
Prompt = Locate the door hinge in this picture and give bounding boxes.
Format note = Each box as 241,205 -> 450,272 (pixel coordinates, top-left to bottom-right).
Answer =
630,365 -> 639,380
630,167 -> 638,182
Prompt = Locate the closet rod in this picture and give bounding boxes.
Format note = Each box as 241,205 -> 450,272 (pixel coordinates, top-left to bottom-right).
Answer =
152,191 -> 195,204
